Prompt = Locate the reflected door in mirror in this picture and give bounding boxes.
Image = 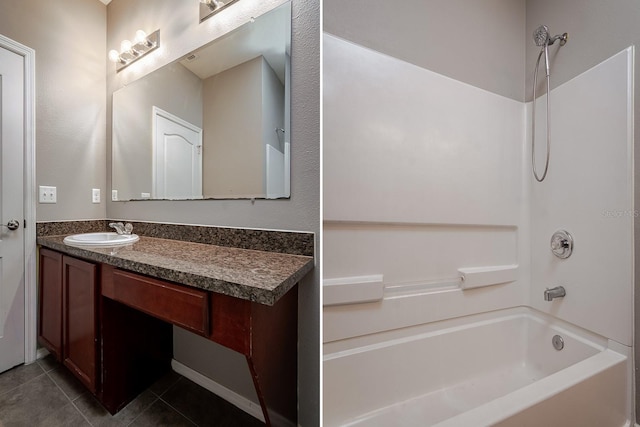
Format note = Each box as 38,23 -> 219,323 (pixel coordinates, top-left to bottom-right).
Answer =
153,107 -> 203,199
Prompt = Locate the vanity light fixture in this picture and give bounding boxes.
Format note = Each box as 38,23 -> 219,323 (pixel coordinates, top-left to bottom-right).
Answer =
108,29 -> 160,72
199,0 -> 240,22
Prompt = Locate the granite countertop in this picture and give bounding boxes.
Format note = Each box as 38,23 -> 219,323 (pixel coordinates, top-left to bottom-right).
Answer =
37,235 -> 314,306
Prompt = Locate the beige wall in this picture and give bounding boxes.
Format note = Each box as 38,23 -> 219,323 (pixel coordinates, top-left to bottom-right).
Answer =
324,0 -> 526,101
0,0 -> 107,221
106,0 -> 319,424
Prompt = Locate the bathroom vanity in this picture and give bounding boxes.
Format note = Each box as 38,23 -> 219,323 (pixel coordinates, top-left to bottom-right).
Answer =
37,231 -> 313,427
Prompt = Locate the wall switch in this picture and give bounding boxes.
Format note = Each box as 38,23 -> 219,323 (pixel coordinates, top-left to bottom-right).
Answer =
112,190 -> 118,201
39,186 -> 57,203
92,188 -> 100,203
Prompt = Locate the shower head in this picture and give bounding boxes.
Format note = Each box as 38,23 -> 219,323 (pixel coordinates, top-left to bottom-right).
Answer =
533,25 -> 569,47
533,25 -> 549,47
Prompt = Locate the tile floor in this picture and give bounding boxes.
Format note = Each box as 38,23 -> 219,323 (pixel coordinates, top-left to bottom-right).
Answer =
0,355 -> 264,426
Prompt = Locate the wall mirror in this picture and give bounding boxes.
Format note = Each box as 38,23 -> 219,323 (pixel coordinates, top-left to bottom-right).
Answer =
112,2 -> 291,201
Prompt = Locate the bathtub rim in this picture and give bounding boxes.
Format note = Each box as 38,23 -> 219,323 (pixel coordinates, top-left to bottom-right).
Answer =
324,305 -> 610,360
324,305 -> 631,427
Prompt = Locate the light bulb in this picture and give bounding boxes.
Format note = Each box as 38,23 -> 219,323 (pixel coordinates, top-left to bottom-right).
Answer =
134,30 -> 147,45
108,50 -> 121,63
120,39 -> 132,53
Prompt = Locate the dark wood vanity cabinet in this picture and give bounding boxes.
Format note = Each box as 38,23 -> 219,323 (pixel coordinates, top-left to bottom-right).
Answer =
38,248 -> 99,392
61,255 -> 98,392
38,248 -> 63,361
38,246 -> 301,426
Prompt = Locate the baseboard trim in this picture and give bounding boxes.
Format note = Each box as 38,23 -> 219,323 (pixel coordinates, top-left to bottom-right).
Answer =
171,359 -> 265,423
35,347 -> 50,360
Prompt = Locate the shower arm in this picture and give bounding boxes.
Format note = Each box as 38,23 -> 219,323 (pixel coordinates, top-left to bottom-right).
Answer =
548,32 -> 569,47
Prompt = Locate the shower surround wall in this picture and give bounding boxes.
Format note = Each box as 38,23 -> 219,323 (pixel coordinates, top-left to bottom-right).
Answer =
529,49 -> 633,347
525,0 -> 640,417
323,0 -> 528,343
324,0 -> 636,423
323,33 -> 528,341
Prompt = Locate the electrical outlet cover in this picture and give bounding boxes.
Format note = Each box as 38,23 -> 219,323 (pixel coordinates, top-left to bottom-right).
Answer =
39,186 -> 57,204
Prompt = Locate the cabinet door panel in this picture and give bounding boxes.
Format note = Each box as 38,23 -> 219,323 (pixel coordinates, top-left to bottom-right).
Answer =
62,256 -> 97,393
38,249 -> 62,360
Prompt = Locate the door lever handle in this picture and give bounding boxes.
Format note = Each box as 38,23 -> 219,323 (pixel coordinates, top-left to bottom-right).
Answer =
2,219 -> 20,231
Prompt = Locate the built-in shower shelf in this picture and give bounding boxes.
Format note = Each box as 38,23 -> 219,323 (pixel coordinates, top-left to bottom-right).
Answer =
458,264 -> 518,289
323,275 -> 384,306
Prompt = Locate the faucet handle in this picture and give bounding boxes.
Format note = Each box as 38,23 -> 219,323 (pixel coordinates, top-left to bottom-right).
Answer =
550,230 -> 573,259
124,223 -> 133,235
109,222 -> 125,235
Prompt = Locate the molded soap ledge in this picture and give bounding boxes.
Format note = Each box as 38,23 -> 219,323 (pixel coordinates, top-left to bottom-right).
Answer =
458,265 -> 518,289
323,275 -> 384,306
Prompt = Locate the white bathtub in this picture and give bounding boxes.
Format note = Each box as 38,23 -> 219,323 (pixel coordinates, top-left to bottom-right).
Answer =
323,307 -> 630,426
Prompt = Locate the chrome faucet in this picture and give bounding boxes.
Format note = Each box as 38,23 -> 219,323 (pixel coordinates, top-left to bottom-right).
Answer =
109,222 -> 133,235
544,286 -> 566,301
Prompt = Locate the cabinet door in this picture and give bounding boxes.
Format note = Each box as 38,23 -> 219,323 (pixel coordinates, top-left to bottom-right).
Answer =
38,248 -> 63,361
62,256 -> 97,393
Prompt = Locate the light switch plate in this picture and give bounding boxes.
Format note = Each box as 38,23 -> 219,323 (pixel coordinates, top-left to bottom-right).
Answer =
112,190 -> 118,201
92,188 -> 100,203
39,186 -> 57,203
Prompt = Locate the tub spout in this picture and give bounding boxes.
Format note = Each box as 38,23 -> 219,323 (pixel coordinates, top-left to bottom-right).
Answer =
544,286 -> 566,301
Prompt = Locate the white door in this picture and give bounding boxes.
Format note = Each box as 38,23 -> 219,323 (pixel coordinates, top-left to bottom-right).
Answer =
0,43 -> 25,373
152,107 -> 202,199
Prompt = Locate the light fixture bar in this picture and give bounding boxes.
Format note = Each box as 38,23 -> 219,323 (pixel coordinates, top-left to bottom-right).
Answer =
109,29 -> 160,72
199,0 -> 240,23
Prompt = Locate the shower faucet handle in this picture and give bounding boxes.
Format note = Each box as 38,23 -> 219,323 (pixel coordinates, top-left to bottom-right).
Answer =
550,230 -> 573,259
551,238 -> 569,249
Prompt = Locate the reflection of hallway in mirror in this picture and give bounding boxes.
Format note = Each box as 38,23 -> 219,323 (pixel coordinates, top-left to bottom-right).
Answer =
152,107 -> 203,199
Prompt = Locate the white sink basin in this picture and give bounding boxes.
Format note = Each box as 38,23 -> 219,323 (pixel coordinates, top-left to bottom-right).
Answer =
63,232 -> 139,247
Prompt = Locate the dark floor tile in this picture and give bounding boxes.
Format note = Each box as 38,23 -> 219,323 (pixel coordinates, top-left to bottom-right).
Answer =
161,377 -> 264,426
48,366 -> 86,400
0,374 -> 70,425
130,400 -> 196,427
74,389 -> 158,427
37,402 -> 90,427
0,362 -> 45,396
37,354 -> 60,373
112,390 -> 159,425
149,369 -> 182,397
73,392 -> 125,427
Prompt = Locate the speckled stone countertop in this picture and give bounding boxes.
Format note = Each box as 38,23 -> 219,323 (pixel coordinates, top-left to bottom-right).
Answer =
37,235 -> 314,306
